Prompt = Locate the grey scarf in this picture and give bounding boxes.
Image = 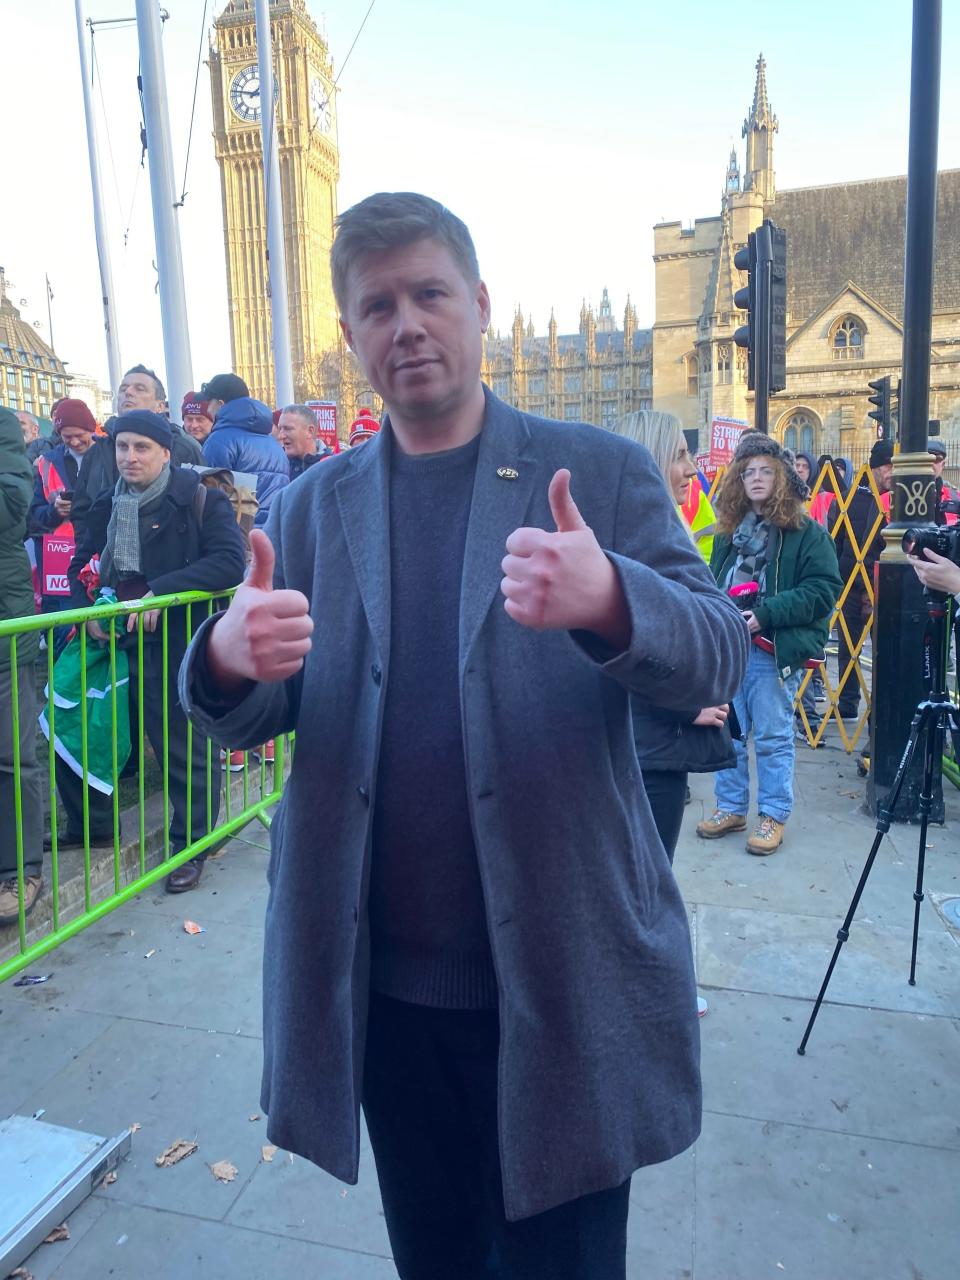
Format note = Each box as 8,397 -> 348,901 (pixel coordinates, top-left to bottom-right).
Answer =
101,464 -> 171,586
727,510 -> 772,592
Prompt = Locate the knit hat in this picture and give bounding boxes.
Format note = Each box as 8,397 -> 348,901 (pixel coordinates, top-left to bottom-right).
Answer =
181,392 -> 212,422
200,372 -> 249,403
113,409 -> 173,450
349,408 -> 380,446
52,398 -> 96,435
272,408 -> 282,430
869,440 -> 894,469
927,439 -> 947,458
732,431 -> 809,500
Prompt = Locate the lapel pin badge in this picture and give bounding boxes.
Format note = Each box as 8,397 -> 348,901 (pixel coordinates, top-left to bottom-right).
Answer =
496,467 -> 519,480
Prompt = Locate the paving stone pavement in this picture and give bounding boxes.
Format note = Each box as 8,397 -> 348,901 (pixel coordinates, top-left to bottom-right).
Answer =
3,741 -> 959,1279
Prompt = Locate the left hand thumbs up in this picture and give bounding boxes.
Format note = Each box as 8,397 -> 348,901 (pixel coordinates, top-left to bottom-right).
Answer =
501,469 -> 630,647
548,468 -> 587,533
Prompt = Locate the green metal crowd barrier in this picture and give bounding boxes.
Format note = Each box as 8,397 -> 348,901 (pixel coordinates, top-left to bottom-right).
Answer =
0,590 -> 289,983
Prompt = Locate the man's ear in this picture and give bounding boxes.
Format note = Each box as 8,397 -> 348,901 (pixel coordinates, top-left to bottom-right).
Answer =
339,316 -> 355,352
477,280 -> 491,334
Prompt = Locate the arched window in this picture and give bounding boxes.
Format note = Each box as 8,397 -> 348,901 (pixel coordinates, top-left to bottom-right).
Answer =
684,353 -> 699,397
780,409 -> 820,456
716,344 -> 731,385
832,315 -> 865,360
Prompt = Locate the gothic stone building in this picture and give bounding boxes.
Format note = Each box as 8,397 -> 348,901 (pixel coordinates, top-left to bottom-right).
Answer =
481,290 -> 652,429
653,55 -> 960,460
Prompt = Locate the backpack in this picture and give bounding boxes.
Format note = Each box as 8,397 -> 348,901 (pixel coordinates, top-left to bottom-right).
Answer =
187,466 -> 259,563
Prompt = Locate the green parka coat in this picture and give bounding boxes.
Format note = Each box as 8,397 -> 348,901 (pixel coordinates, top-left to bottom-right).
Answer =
0,408 -> 39,670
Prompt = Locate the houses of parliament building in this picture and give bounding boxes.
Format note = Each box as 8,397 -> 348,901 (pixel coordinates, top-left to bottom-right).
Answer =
209,7 -> 959,453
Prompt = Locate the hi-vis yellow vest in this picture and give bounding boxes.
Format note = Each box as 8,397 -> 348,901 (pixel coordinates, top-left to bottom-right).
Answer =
679,479 -> 716,564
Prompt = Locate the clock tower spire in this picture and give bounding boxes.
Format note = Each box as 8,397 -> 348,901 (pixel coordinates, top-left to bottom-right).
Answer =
210,0 -> 340,404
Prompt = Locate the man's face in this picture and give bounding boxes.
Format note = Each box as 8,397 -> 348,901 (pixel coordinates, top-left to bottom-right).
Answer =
277,411 -> 316,458
873,462 -> 894,493
117,370 -> 162,414
339,238 -> 490,426
60,426 -> 94,454
795,456 -> 811,484
183,413 -> 212,443
16,412 -> 38,443
115,433 -> 170,488
206,397 -> 223,421
930,453 -> 946,479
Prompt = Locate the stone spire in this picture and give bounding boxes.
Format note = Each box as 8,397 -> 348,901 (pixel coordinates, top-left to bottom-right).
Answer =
742,53 -> 778,201
548,308 -> 558,363
725,146 -> 740,194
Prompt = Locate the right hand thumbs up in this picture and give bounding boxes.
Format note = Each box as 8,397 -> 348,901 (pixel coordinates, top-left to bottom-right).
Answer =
206,529 -> 313,689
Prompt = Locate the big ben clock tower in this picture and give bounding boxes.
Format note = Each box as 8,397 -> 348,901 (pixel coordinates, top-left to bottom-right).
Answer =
210,0 -> 339,404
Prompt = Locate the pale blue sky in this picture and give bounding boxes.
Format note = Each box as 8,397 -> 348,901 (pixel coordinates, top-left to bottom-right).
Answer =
2,0 -> 956,394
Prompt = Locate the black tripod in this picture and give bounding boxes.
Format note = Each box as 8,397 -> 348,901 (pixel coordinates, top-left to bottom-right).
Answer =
797,587 -> 960,1054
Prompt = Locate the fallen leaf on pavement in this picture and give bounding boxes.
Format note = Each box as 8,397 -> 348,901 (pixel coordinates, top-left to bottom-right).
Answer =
155,1139 -> 198,1168
209,1160 -> 238,1183
43,1224 -> 70,1243
100,1170 -> 118,1187
261,1144 -> 277,1162
183,920 -> 205,936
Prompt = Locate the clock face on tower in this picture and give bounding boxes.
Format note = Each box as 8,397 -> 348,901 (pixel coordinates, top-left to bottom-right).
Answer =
310,75 -> 333,134
229,64 -> 278,123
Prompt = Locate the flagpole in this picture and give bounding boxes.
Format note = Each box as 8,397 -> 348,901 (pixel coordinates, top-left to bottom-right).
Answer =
74,0 -> 122,392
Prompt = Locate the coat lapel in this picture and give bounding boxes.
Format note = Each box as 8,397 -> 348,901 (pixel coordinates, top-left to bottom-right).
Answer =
460,392 -> 539,667
335,432 -> 391,663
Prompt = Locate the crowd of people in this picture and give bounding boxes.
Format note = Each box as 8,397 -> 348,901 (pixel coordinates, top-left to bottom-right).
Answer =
0,370 -> 381,923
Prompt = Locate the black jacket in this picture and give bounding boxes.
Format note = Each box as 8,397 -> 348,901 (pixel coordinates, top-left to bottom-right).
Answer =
71,424 -> 202,544
27,442 -> 81,534
632,699 -> 736,774
833,479 -> 886,590
68,467 -> 246,649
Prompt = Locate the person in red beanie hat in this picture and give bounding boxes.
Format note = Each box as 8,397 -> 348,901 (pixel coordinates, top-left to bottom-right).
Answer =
181,392 -> 214,445
348,407 -> 380,448
52,398 -> 97,435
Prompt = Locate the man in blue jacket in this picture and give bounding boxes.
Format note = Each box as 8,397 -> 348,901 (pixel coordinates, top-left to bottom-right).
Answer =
199,373 -> 290,526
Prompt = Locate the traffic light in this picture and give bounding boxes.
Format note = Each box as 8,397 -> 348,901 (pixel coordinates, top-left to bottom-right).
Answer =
733,234 -> 756,391
770,224 -> 787,393
867,376 -> 892,441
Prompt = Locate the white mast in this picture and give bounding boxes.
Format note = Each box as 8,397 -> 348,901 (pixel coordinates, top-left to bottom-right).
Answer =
74,0 -> 122,394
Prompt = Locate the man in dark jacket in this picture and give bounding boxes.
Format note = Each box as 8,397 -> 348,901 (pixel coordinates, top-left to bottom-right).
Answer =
71,364 -> 202,546
0,409 -> 43,926
17,410 -> 53,463
833,440 -> 892,720
179,192 -> 748,1277
276,404 -> 332,479
62,410 -> 246,892
200,373 -> 290,525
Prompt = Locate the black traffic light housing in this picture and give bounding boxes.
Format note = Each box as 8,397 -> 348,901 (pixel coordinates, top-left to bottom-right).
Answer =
867,376 -> 892,441
769,223 -> 787,394
733,236 -> 757,392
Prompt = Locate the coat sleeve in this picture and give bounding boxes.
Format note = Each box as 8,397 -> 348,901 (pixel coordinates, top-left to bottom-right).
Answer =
200,432 -> 236,470
148,488 -> 246,598
178,485 -> 302,748
753,523 -> 843,632
67,491 -> 111,608
575,446 -> 749,712
27,465 -> 60,534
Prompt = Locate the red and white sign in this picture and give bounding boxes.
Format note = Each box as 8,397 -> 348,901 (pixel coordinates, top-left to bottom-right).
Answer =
305,400 -> 340,453
42,533 -> 75,597
695,451 -> 713,476
709,417 -> 748,468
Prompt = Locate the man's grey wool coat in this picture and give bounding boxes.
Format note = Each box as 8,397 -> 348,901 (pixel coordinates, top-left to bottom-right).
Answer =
180,388 -> 749,1221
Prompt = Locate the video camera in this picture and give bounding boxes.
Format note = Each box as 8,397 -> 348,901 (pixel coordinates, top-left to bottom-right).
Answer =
902,524 -> 960,564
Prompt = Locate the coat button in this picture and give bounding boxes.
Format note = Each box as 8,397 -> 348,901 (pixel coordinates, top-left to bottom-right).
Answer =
356,785 -> 369,806
371,664 -> 382,686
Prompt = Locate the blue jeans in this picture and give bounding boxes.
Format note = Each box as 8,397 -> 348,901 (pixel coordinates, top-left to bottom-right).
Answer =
714,647 -> 802,823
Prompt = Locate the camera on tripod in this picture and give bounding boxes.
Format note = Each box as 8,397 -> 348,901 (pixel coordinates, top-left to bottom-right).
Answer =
902,523 -> 960,564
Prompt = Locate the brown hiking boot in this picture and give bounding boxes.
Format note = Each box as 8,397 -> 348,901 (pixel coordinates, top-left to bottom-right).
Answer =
0,875 -> 43,927
696,810 -> 747,839
746,814 -> 785,855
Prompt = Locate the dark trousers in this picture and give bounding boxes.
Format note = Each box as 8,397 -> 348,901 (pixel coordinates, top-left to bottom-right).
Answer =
837,590 -> 868,716
362,993 -> 631,1280
55,642 -> 220,855
641,768 -> 689,865
0,664 -> 42,879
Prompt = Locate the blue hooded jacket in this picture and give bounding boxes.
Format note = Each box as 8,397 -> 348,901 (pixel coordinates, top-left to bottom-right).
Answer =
201,397 -> 290,526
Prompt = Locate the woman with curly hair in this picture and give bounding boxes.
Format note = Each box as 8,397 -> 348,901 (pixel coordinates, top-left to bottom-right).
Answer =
696,433 -> 841,855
